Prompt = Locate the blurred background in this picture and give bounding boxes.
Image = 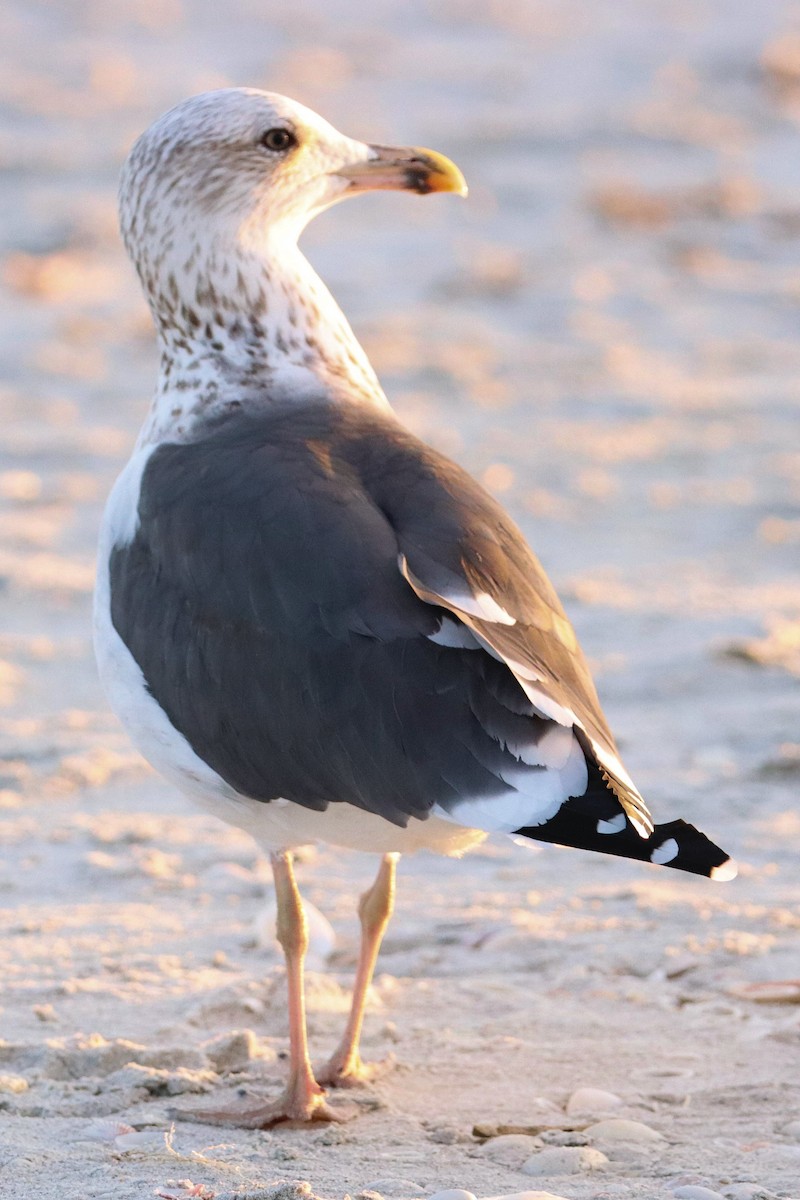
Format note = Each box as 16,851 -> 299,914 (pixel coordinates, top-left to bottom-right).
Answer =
1,2 -> 800,1194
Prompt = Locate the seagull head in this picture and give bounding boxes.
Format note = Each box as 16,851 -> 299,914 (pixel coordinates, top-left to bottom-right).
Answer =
119,89 -> 467,413
119,88 -> 467,258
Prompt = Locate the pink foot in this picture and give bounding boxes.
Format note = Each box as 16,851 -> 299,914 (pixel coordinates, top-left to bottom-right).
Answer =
169,1081 -> 355,1128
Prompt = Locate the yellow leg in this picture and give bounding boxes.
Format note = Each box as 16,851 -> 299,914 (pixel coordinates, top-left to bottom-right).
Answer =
171,851 -> 349,1127
316,852 -> 398,1087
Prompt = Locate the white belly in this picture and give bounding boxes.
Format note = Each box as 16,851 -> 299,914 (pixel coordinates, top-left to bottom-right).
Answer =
188,787 -> 486,856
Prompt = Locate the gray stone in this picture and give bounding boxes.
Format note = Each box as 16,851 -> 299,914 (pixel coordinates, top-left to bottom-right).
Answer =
522,1146 -> 609,1176
585,1118 -> 665,1144
476,1134 -> 542,1167
565,1087 -> 623,1115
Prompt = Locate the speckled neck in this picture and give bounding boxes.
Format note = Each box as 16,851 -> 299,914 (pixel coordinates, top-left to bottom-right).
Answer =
135,234 -> 389,447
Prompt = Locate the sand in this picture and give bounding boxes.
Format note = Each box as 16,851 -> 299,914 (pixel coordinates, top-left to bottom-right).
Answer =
1,1 -> 800,1197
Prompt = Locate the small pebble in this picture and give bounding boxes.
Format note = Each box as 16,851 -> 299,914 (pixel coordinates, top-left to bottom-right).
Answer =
782,1118 -> 800,1140
585,1118 -> 665,1144
522,1146 -> 608,1176
671,1189 -> 725,1200
565,1087 -> 623,1115
428,1191 -> 476,1200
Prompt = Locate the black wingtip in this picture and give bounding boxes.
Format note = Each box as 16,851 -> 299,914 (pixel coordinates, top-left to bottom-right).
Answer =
513,807 -> 736,881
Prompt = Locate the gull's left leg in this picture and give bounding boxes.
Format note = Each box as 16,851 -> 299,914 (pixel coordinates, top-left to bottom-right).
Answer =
316,852 -> 398,1087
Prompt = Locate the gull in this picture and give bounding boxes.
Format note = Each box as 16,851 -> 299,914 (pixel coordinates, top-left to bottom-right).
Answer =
95,88 -> 736,1127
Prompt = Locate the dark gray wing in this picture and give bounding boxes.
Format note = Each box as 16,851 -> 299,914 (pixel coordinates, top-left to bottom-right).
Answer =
111,400 -> 586,827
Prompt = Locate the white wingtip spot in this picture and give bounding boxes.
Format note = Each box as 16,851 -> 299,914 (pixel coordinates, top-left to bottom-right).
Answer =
710,857 -> 738,882
650,837 -> 679,865
597,813 -> 627,835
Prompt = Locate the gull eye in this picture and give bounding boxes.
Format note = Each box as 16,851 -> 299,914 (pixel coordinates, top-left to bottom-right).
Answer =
259,127 -> 297,153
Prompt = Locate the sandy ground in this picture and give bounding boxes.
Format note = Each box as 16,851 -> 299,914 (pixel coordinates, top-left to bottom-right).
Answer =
2,2 -> 800,1198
